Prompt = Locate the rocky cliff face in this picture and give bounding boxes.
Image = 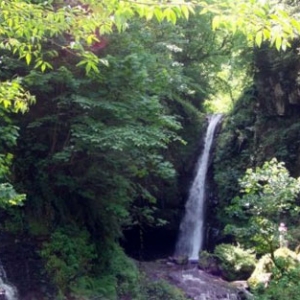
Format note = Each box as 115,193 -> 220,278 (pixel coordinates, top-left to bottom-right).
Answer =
209,40 -> 300,247
252,40 -> 300,174
0,234 -> 55,300
139,260 -> 249,300
255,40 -> 300,116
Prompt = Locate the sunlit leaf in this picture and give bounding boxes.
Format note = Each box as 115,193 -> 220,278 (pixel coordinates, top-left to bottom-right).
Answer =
212,16 -> 221,31
25,52 -> 31,65
181,5 -> 189,19
163,8 -> 177,25
154,7 -> 163,22
99,59 -> 109,67
275,35 -> 282,51
255,31 -> 263,47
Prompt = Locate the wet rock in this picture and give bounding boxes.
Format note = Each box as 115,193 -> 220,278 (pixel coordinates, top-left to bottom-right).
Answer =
230,281 -> 253,300
0,288 -> 5,300
169,255 -> 189,265
140,261 -> 247,300
168,272 -> 182,285
0,234 -> 56,299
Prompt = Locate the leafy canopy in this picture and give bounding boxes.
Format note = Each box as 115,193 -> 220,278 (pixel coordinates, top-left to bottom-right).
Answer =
0,0 -> 300,208
0,0 -> 194,70
1,0 -> 300,76
225,158 -> 300,253
202,0 -> 300,51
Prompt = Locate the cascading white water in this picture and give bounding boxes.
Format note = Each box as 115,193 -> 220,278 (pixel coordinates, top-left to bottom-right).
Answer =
175,114 -> 222,261
0,263 -> 18,300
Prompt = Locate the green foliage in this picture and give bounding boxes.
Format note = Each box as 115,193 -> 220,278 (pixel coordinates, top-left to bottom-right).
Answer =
0,183 -> 25,207
252,251 -> 300,299
143,280 -> 188,300
235,158 -> 300,216
65,244 -> 141,299
248,253 -> 274,289
225,158 -> 300,253
171,7 -> 253,113
27,215 -> 50,236
249,117 -> 300,174
0,109 -> 27,208
0,0 -> 194,75
40,227 -> 97,294
214,244 -> 257,280
18,55 -> 182,236
4,0 -> 300,297
203,0 -> 300,51
105,244 -> 140,298
0,0 -> 299,80
198,250 -> 219,273
211,92 -> 257,237
254,270 -> 300,300
12,17 -> 202,297
0,78 -> 35,113
0,0 -> 195,216
1,207 -> 24,233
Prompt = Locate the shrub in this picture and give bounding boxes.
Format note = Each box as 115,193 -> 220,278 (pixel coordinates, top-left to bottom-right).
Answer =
254,264 -> 300,300
108,244 -> 140,298
143,280 -> 188,300
248,254 -> 274,289
250,248 -> 300,298
214,244 -> 256,281
198,251 -> 220,275
40,226 -> 97,295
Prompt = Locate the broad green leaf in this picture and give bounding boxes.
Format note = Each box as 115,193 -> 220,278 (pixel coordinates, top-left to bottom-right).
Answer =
145,7 -> 154,21
41,63 -> 47,72
255,31 -> 263,47
25,52 -> 32,65
200,7 -> 208,15
275,35 -> 282,51
291,18 -> 300,33
181,5 -> 189,19
76,60 -> 88,67
212,16 -> 221,31
263,28 -> 271,40
99,59 -> 109,67
163,8 -> 177,25
154,7 -> 163,23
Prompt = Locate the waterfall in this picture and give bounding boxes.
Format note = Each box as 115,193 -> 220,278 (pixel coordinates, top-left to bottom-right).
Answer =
0,262 -> 18,300
175,114 -> 222,261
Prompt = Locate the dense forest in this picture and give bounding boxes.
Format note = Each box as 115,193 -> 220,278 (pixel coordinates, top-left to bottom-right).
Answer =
1,0 -> 300,299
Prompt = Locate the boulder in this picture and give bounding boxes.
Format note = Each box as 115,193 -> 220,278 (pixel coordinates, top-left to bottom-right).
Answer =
248,247 -> 300,288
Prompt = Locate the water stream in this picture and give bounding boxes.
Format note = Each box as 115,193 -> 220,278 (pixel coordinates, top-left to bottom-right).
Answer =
175,114 -> 222,260
0,263 -> 18,300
